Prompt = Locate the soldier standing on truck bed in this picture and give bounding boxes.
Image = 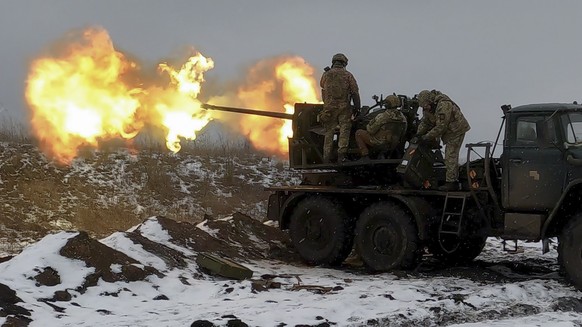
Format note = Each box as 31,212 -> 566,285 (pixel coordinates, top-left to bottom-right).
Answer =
354,94 -> 407,161
320,53 -> 361,163
413,90 -> 470,191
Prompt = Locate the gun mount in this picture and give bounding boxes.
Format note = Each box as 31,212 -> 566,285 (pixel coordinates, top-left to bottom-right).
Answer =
201,94 -> 420,179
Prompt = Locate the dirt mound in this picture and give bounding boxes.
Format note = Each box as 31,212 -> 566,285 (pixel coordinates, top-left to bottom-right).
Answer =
0,283 -> 31,326
24,213 -> 295,298
153,213 -> 299,262
125,231 -> 189,269
59,231 -> 163,289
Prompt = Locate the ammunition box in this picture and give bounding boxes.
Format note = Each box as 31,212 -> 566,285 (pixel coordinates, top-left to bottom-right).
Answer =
397,144 -> 437,189
196,253 -> 253,280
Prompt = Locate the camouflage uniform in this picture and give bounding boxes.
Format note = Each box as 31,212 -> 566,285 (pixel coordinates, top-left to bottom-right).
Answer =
355,95 -> 407,157
320,55 -> 360,162
417,90 -> 470,183
416,110 -> 437,137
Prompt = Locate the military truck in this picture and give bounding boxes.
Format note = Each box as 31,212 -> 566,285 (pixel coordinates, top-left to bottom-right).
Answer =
203,99 -> 582,290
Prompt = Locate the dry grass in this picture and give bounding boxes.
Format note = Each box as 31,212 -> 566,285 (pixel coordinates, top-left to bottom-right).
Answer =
19,180 -> 63,212
72,202 -> 142,237
0,120 -> 291,245
223,158 -> 235,185
0,117 -> 30,143
142,155 -> 176,202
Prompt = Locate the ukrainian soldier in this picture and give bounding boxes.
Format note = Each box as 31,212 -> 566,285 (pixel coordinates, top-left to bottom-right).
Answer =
415,90 -> 470,191
355,95 -> 407,160
320,53 -> 361,163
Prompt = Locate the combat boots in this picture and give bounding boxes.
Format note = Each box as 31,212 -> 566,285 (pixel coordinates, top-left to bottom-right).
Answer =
438,181 -> 460,191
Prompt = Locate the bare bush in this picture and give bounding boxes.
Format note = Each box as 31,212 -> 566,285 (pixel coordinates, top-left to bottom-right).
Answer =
0,116 -> 31,143
223,158 -> 235,185
143,155 -> 176,202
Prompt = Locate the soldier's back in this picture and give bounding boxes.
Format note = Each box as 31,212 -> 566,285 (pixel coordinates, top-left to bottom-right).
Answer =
322,67 -> 351,106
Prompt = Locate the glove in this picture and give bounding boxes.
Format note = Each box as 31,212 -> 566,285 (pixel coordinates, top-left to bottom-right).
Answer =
411,134 -> 430,145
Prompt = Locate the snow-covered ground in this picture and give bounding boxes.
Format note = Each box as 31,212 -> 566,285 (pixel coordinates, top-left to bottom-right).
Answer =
1,216 -> 581,327
0,143 -> 581,326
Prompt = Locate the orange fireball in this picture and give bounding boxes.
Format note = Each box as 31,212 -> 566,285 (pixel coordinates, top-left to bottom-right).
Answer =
25,27 -> 215,163
209,56 -> 321,157
25,26 -> 322,164
25,28 -> 143,164
155,53 -> 214,152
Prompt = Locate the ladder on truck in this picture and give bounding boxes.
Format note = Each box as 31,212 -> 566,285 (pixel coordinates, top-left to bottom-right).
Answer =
438,192 -> 468,254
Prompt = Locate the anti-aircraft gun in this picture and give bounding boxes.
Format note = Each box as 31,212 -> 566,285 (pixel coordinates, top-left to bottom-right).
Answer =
207,99 -> 582,292
201,95 -> 422,186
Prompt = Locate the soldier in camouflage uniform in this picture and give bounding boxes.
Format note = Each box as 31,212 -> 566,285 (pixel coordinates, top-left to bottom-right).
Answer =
415,90 -> 470,191
355,95 -> 407,160
320,53 -> 361,163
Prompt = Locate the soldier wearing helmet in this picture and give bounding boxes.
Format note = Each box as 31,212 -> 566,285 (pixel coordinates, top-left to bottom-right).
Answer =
414,89 -> 470,191
354,94 -> 407,160
320,53 -> 361,163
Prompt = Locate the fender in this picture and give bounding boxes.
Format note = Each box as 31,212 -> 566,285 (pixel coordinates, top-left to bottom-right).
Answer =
541,178 -> 582,238
276,191 -> 309,230
388,195 -> 434,240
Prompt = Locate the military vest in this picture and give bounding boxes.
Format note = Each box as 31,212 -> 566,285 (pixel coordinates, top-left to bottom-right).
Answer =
323,69 -> 349,103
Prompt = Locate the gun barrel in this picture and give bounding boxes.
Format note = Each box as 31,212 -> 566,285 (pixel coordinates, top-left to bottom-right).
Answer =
201,103 -> 293,120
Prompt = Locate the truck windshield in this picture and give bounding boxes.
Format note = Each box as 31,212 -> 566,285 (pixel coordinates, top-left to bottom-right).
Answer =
562,112 -> 582,144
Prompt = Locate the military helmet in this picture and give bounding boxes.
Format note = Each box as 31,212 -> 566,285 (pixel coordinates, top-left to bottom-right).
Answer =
332,53 -> 348,65
417,90 -> 435,108
384,95 -> 400,109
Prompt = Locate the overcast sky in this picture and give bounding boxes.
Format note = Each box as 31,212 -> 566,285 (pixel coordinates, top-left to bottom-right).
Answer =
1,0 -> 582,144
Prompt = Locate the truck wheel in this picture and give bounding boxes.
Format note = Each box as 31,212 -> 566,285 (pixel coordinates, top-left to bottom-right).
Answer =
429,234 -> 487,265
428,207 -> 487,265
355,202 -> 419,271
289,196 -> 354,266
558,213 -> 582,290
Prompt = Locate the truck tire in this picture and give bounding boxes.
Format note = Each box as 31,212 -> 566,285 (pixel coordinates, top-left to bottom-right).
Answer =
429,234 -> 487,265
428,207 -> 487,265
558,213 -> 582,290
355,202 -> 419,271
289,196 -> 354,266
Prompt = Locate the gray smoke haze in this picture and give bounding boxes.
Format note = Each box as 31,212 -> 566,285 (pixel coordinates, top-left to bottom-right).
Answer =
1,0 -> 582,146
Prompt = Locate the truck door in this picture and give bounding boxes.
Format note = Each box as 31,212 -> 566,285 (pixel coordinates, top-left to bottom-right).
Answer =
561,112 -> 582,182
504,114 -> 564,211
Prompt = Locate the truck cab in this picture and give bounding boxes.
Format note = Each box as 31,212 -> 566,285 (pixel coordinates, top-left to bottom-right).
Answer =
493,103 -> 582,240
267,101 -> 582,290
459,102 -> 582,289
